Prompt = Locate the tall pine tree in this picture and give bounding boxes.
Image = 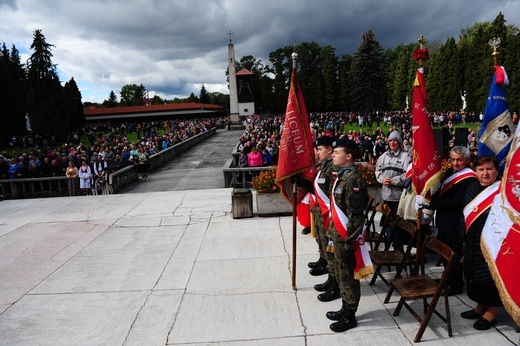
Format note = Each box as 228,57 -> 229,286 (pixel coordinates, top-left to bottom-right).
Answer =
26,29 -> 69,139
350,30 -> 388,113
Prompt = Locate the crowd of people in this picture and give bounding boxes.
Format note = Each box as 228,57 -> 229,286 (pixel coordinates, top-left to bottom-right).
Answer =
0,117 -> 229,195
238,111 -> 511,333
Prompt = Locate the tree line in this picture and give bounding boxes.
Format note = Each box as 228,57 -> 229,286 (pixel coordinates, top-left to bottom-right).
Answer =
247,12 -> 520,115
1,12 -> 518,140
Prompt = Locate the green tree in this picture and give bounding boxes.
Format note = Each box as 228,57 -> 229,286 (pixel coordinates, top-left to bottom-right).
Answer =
199,84 -> 210,103
338,54 -> 353,111
321,45 -> 339,111
103,90 -> 118,108
269,46 -> 292,113
151,95 -> 164,105
0,43 -> 26,136
350,30 -> 388,113
186,92 -> 198,102
120,83 -> 146,106
208,92 -> 229,108
459,21 -> 494,113
63,77 -> 84,131
26,29 -> 69,138
386,43 -> 415,110
427,37 -> 461,112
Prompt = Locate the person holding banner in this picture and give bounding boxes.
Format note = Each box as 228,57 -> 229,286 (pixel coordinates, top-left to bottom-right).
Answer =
459,156 -> 502,330
309,136 -> 339,299
326,138 -> 371,332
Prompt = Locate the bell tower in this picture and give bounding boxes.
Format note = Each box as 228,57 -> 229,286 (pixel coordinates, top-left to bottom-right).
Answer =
227,31 -> 244,129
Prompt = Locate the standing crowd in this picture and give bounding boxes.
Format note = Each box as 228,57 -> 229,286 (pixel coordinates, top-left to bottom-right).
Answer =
0,117 -> 228,196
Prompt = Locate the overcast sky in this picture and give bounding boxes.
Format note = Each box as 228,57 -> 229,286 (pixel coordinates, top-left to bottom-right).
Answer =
1,0 -> 519,104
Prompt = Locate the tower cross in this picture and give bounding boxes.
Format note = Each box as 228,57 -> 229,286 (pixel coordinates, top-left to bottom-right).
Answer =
227,30 -> 234,43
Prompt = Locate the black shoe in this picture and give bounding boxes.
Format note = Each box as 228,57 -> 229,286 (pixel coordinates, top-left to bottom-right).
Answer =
309,266 -> 328,276
446,286 -> 463,296
474,317 -> 496,330
461,309 -> 483,320
326,301 -> 347,321
314,277 -> 334,292
301,227 -> 311,234
330,309 -> 357,332
308,257 -> 326,269
318,283 -> 340,302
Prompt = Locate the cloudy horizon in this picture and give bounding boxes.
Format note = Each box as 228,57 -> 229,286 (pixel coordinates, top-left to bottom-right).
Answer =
1,0 -> 519,104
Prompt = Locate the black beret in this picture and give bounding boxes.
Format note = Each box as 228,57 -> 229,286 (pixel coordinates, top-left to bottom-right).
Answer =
333,138 -> 359,150
315,136 -> 334,147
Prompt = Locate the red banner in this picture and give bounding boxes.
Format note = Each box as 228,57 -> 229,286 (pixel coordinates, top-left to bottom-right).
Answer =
411,68 -> 443,200
482,123 -> 520,326
275,69 -> 316,204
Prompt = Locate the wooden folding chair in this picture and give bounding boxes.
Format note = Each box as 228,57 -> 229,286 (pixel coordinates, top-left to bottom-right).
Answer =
365,201 -> 392,251
386,235 -> 455,343
369,217 -> 416,287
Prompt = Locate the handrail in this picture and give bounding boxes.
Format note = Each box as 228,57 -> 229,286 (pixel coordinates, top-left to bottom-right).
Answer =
222,166 -> 271,188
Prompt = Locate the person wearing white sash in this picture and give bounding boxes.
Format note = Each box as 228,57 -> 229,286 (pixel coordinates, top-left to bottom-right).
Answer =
326,138 -> 370,332
309,136 -> 339,301
416,146 -> 477,295
459,156 -> 502,330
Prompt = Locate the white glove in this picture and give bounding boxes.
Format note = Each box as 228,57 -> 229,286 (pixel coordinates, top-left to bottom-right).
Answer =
415,195 -> 428,210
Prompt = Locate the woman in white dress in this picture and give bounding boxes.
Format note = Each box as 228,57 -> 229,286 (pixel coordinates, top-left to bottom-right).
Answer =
78,160 -> 92,195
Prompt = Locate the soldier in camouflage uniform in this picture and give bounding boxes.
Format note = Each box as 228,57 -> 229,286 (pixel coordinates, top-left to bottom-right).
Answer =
308,136 -> 341,301
326,138 -> 369,332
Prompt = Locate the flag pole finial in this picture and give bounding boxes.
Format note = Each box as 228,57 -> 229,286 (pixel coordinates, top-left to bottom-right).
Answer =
413,35 -> 429,67
489,37 -> 501,66
291,41 -> 298,70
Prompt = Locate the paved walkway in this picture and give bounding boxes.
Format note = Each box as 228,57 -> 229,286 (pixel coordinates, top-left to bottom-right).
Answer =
0,128 -> 518,345
123,129 -> 244,193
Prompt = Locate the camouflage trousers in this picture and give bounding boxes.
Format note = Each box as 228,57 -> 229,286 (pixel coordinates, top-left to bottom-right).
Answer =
311,208 -> 335,277
329,231 -> 360,311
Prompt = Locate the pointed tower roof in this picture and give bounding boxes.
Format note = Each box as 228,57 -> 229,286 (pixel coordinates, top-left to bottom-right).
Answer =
236,68 -> 254,75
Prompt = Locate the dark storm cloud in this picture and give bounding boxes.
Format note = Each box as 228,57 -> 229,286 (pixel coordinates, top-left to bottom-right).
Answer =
1,0 -> 519,102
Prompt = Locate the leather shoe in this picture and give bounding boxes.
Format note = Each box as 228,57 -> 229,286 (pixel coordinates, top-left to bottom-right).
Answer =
308,257 -> 326,269
301,227 -> 311,234
326,301 -> 347,321
309,266 -> 327,276
318,283 -> 340,302
314,277 -> 333,292
474,317 -> 496,330
461,309 -> 483,319
330,309 -> 357,332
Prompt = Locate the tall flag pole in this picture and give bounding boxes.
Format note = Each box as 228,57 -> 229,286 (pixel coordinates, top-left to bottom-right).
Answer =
481,38 -> 520,326
411,35 -> 443,201
478,37 -> 515,174
411,35 -> 443,252
275,43 -> 316,289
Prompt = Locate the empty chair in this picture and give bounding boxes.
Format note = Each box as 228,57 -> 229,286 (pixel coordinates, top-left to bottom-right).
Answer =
365,202 -> 392,251
386,235 -> 456,343
369,218 -> 417,287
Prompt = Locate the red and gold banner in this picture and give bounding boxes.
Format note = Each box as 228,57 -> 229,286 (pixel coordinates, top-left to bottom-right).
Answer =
411,68 -> 443,200
482,123 -> 520,326
275,69 -> 316,204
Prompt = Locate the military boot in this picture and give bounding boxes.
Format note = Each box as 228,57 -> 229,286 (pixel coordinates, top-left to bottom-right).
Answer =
308,257 -> 326,269
330,309 -> 357,332
317,280 -> 340,302
326,300 -> 347,321
314,276 -> 334,292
